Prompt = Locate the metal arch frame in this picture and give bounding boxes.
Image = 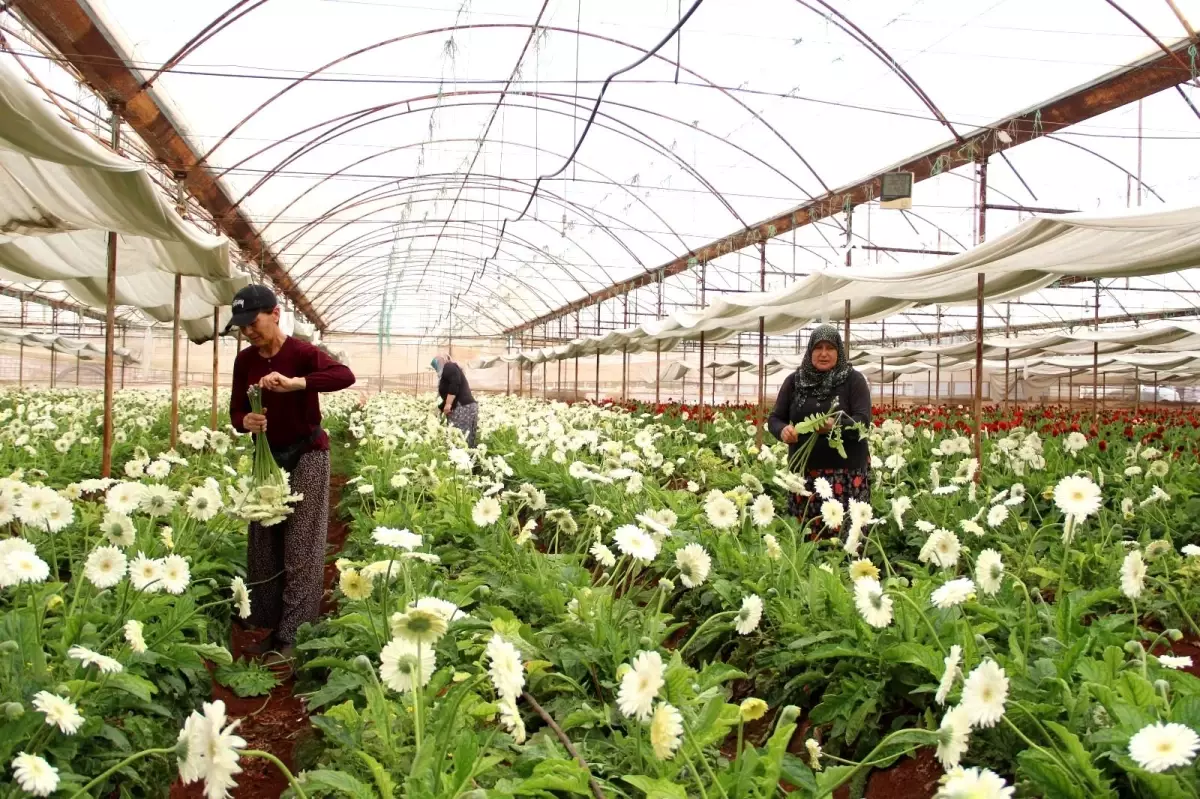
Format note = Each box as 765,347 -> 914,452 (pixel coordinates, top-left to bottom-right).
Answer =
281,179 -> 649,298
193,23 -> 833,198
302,220 -> 599,314
249,101 -> 728,259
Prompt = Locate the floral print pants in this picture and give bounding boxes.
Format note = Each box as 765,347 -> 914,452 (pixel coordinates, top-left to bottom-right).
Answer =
448,402 -> 479,448
246,449 -> 330,644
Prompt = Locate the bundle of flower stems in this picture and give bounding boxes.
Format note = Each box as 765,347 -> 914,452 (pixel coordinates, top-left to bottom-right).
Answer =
248,386 -> 285,489
230,386 -> 302,526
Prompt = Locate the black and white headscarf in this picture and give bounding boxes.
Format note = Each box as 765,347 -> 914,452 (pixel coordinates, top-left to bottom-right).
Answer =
794,324 -> 853,403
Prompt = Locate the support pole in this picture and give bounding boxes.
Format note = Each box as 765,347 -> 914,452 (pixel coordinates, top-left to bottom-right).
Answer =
170,273 -> 182,449
1134,365 -> 1140,414
1003,302 -> 1011,413
120,327 -> 127,389
17,342 -> 22,387
50,309 -> 58,389
756,242 -> 766,444
656,272 -> 663,406
574,313 -> 580,402
1092,280 -> 1100,422
844,205 -> 853,346
972,156 -> 988,463
1153,371 -> 1159,409
935,306 -> 942,403
210,306 -> 219,430
595,307 -> 602,402
697,262 -> 707,428
100,108 -> 122,479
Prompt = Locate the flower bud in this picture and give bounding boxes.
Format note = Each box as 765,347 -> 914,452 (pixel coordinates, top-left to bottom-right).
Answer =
778,705 -> 801,726
3,702 -> 24,719
45,595 -> 63,612
350,655 -> 374,675
1124,640 -> 1145,655
0,640 -> 19,654
1166,629 -> 1184,642
1155,679 -> 1170,693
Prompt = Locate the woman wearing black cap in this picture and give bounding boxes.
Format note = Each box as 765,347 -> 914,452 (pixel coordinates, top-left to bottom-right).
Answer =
227,285 -> 356,666
768,324 -> 872,526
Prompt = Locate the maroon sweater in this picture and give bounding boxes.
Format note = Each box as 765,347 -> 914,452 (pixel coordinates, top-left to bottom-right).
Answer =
230,337 -> 356,451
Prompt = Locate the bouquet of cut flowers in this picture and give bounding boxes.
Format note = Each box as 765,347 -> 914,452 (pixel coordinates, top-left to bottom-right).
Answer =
227,386 -> 303,526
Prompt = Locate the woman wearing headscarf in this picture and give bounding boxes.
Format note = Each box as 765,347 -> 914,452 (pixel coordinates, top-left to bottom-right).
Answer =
432,353 -> 479,447
768,324 -> 872,523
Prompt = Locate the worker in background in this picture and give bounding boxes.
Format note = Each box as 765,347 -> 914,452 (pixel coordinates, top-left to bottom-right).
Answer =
228,284 -> 356,668
432,353 -> 478,447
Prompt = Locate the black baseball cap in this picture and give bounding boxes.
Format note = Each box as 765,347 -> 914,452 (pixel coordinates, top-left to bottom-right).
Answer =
227,284 -> 277,331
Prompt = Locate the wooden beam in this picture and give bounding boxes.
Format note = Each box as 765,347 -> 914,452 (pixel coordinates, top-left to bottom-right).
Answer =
14,0 -> 327,331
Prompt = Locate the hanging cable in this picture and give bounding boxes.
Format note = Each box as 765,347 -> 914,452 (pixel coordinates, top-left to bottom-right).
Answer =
468,0 -> 705,292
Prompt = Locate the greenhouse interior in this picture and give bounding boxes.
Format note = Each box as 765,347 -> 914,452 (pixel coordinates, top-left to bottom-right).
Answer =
0,0 -> 1199,797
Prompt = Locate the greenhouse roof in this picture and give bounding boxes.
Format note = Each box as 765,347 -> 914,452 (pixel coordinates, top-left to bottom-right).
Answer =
5,0 -> 1200,342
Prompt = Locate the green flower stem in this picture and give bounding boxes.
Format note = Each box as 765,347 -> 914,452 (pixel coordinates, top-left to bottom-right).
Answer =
1056,516 -> 1075,597
66,747 -> 175,798
680,718 -> 729,799
243,749 -> 309,799
816,729 -> 934,798
1009,576 -> 1035,659
1002,715 -> 1075,779
889,591 -> 946,655
679,748 -> 710,799
870,532 -> 895,579
413,642 -> 425,752
678,611 -> 736,656
144,596 -> 237,650
735,719 -> 744,759
1159,581 -> 1200,638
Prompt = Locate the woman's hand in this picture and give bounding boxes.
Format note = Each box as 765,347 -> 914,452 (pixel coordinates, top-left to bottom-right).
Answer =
260,372 -> 305,393
780,424 -> 799,444
244,411 -> 267,433
819,418 -> 836,434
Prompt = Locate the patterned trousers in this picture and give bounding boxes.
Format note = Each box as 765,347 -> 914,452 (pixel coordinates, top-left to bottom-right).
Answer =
448,402 -> 479,448
246,449 -> 330,644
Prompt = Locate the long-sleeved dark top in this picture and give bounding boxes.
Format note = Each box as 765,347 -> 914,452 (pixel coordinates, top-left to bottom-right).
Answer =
767,369 -> 872,471
231,337 -> 356,451
437,362 -> 475,410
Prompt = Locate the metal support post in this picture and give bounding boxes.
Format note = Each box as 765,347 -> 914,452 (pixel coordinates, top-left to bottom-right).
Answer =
757,243 -> 766,444
844,204 -> 853,346
170,273 -> 182,449
211,307 -> 220,430
973,157 -> 988,463
1092,280 -> 1100,422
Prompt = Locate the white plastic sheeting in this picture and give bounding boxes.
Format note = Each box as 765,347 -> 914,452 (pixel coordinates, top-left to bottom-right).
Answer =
0,328 -> 138,363
0,57 -> 245,341
498,206 -> 1200,365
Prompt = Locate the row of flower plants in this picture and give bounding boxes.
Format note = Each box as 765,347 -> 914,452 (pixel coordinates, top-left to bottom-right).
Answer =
280,395 -> 1200,799
0,386 -> 359,797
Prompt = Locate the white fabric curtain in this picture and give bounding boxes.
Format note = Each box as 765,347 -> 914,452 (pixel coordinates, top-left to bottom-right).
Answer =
0,327 -> 138,363
0,57 -> 244,338
502,205 -> 1200,364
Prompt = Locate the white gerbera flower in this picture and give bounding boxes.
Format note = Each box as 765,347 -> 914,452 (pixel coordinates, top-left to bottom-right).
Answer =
936,645 -> 962,705
750,495 -> 775,528
67,645 -> 122,674
935,705 -> 972,770
1127,721 -> 1200,773
176,699 -> 245,796
705,496 -> 739,530
617,651 -> 664,721
1157,655 -> 1194,670
379,637 -> 436,693
613,524 -> 658,563
230,577 -> 252,619
485,634 -> 525,700
160,555 -> 191,595
124,620 -> 147,654
985,504 -> 1008,528
10,752 -> 59,797
763,533 -> 782,560
936,766 -> 1014,799
412,596 -> 466,623
471,497 -> 502,528
32,692 -> 84,735
735,594 -> 764,635
813,477 -> 833,500
389,608 -> 447,646
891,495 -> 912,529
1120,550 -> 1146,599
589,541 -> 617,568
960,659 -> 1008,729
650,702 -> 684,760
3,550 -> 49,587
854,577 -> 893,628
675,543 -> 711,588
975,549 -> 1004,596
1052,474 -> 1102,521
932,578 -> 975,609
139,484 -> 179,517
372,527 -> 422,550
84,546 -> 127,589
919,528 -> 961,569
339,568 -> 374,601
100,512 -> 136,547
820,500 -> 844,530
1182,544 -> 1200,557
